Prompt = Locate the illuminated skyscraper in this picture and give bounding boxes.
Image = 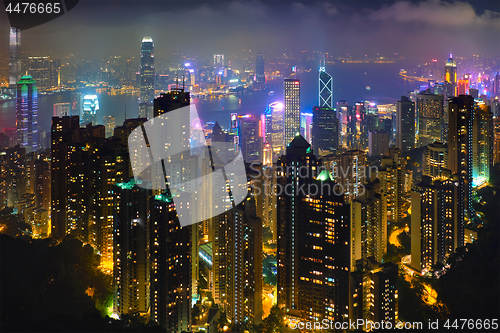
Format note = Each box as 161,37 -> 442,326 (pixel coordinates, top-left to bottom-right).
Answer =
82,94 -> 99,126
276,135 -> 350,321
396,96 -> 415,152
150,190 -> 193,332
9,27 -> 21,86
284,79 -> 300,145
319,58 -> 333,108
448,95 -> 473,221
103,115 -> 116,138
53,103 -> 70,117
27,57 -> 51,90
16,75 -> 38,152
255,53 -> 265,83
472,102 -> 493,186
312,106 -> 338,154
379,149 -> 406,223
368,130 -> 389,157
113,180 -> 151,318
139,37 -> 155,119
238,114 -> 262,162
411,175 -> 461,273
415,93 -> 444,147
300,112 -> 313,144
423,141 -> 448,179
350,177 -> 387,268
210,168 -> 263,328
264,102 -> 285,158
444,55 -> 457,98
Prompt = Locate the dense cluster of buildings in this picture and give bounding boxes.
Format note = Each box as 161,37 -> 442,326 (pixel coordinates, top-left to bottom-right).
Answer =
1,31 -> 499,332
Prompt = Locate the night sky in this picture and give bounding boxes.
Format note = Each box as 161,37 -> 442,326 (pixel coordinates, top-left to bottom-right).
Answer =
1,0 -> 499,60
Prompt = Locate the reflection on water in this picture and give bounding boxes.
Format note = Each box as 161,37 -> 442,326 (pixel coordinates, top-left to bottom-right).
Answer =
0,62 -> 417,133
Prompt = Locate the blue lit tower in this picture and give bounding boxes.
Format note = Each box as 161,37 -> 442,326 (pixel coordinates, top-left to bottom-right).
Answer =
140,37 -> 155,119
16,75 -> 38,152
319,57 -> 333,108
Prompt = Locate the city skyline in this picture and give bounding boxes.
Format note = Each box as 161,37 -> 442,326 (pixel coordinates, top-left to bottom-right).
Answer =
1,1 -> 499,332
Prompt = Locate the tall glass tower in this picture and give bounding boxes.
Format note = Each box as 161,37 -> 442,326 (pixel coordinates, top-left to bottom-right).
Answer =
139,37 -> 155,119
319,58 -> 333,108
255,53 -> 265,83
284,79 -> 300,145
9,27 -> 21,86
16,75 -> 38,152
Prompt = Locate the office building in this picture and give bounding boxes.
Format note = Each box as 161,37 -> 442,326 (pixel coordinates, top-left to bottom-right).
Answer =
300,112 -> 313,144
284,79 -> 300,145
396,96 -> 415,152
16,75 -> 38,152
34,159 -> 50,212
27,56 -> 51,90
113,180 -> 151,318
415,93 -> 444,147
444,56 -> 457,98
103,115 -> 116,138
423,141 -> 448,179
337,100 -> 350,148
71,92 -> 83,116
411,175 -> 461,273
238,114 -> 262,163
9,27 -> 21,86
276,135 -> 350,321
264,101 -> 285,158
53,102 -> 70,117
368,130 -> 389,156
139,37 -> 155,119
82,94 -> 99,126
319,58 -> 333,108
312,106 -> 338,155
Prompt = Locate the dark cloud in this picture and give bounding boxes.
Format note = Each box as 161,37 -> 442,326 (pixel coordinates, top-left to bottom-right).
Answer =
0,0 -> 498,59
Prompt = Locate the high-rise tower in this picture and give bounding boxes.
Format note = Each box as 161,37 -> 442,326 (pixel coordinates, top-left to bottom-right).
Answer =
284,79 -> 300,145
444,55 -> 457,98
255,53 -> 265,83
312,106 -> 338,154
396,96 -> 415,152
16,75 -> 38,152
9,27 -> 21,86
415,93 -> 444,147
448,95 -> 474,225
276,135 -> 350,321
139,37 -> 155,119
319,58 -> 333,108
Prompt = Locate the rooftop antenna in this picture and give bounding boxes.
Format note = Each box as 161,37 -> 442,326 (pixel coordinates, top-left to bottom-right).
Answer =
176,73 -> 179,90
182,74 -> 185,91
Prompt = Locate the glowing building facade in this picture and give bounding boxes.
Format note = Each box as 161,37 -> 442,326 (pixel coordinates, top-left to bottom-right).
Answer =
9,27 -> 21,86
319,58 -> 333,108
16,75 -> 38,152
82,94 -> 99,126
284,79 -> 300,145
